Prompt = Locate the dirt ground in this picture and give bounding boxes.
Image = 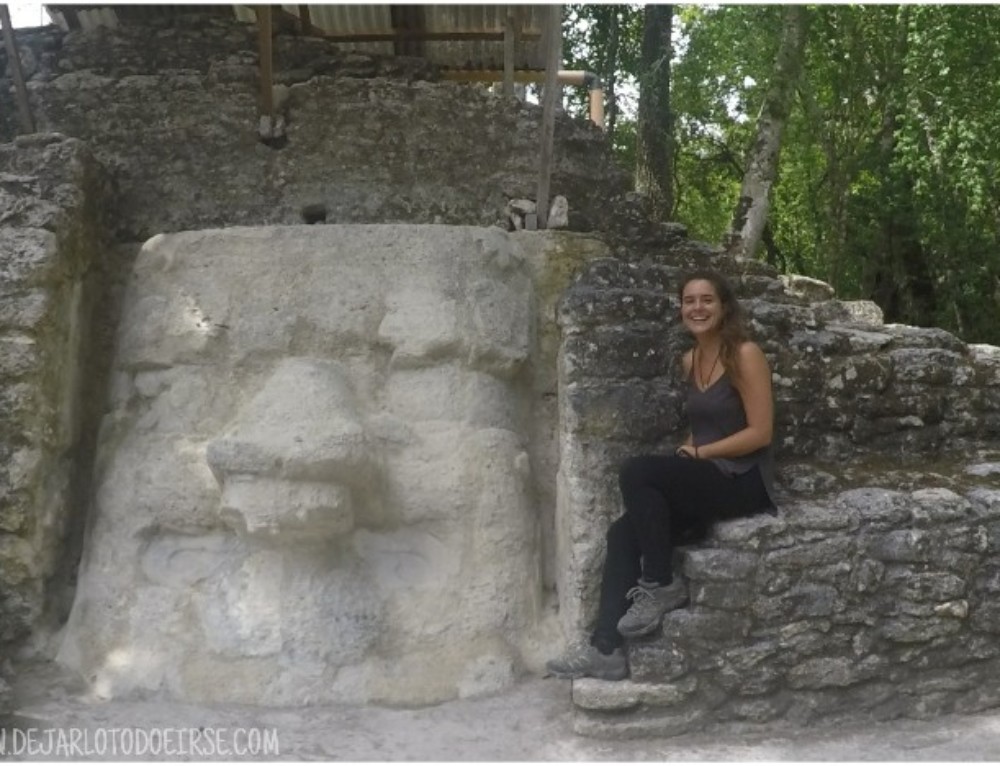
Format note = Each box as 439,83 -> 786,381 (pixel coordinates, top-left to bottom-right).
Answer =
5,661 -> 1000,761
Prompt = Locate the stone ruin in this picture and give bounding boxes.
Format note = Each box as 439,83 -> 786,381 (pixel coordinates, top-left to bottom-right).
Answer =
5,11 -> 1000,737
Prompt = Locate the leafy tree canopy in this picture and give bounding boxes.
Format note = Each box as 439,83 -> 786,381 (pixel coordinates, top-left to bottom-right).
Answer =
562,4 -> 1000,344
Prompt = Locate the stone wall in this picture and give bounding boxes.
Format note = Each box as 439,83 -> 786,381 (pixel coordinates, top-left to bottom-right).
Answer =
55,224 -> 607,707
0,134 -> 110,668
0,14 -> 634,242
557,244 -> 1000,736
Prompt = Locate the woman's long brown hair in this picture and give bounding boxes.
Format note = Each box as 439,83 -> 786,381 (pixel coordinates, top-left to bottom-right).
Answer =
678,270 -> 751,383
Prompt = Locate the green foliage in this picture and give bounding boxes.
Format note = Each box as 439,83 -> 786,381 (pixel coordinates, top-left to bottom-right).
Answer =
565,3 -> 1000,343
562,4 -> 643,164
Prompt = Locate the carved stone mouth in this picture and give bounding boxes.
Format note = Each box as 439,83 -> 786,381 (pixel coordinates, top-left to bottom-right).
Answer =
206,357 -> 371,541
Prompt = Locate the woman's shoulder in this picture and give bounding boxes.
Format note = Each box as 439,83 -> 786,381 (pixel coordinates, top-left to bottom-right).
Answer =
737,340 -> 766,359
735,340 -> 772,380
680,347 -> 694,374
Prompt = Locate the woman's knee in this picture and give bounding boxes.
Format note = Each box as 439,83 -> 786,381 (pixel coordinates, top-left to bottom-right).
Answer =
618,454 -> 658,492
605,515 -> 632,546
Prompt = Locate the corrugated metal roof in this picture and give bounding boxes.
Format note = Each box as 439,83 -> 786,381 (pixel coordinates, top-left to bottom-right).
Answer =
46,4 -> 554,72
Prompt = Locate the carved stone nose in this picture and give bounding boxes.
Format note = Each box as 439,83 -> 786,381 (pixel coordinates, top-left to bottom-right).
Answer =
206,357 -> 371,541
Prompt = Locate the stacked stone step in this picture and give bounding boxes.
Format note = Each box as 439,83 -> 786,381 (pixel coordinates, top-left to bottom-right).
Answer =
573,480 -> 1000,736
556,238 -> 1000,737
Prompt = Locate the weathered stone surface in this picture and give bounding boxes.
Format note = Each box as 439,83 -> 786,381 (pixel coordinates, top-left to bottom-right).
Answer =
0,136 -> 107,655
682,549 -> 759,582
557,238 -> 1000,737
787,656 -> 884,690
0,671 -> 11,714
2,16 -> 635,242
7,11 -> 1000,742
55,225 -> 592,706
572,677 -> 697,710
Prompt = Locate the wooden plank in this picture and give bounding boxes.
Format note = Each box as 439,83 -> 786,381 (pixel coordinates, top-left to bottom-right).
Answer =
442,69 -> 567,84
297,4 -> 311,34
502,10 -> 516,97
0,4 -> 35,134
535,4 -> 562,229
62,6 -> 81,30
318,30 -> 541,44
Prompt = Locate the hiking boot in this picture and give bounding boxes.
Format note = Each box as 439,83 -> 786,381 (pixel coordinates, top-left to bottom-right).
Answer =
616,577 -> 689,638
545,645 -> 628,681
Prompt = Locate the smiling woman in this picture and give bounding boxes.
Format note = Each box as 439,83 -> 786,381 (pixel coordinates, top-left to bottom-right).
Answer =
546,268 -> 778,682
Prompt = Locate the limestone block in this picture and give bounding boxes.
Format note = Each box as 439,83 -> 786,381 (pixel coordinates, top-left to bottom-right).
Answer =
0,228 -> 59,290
59,225 -> 559,706
140,532 -> 237,588
573,706 -> 708,739
787,656 -> 884,690
682,549 -> 759,582
218,476 -> 353,540
762,537 -> 853,569
909,488 -> 972,525
661,608 -> 751,644
879,615 -> 962,643
751,584 -> 840,623
93,433 -> 222,532
572,677 -> 697,711
559,287 -> 671,327
780,273 -> 835,303
467,278 -> 530,378
384,364 -> 517,430
834,488 -> 912,526
130,367 -> 236,438
207,358 -> 371,486
0,290 -> 50,330
117,292 -> 224,370
353,526 -> 461,592
377,287 -> 460,366
564,380 -> 683,442
868,529 -> 935,563
690,581 -> 755,611
548,195 -> 569,229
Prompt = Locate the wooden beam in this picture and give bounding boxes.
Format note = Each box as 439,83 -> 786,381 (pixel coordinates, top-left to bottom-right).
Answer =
389,5 -> 427,59
0,4 -> 35,134
62,6 -> 81,30
255,5 -> 273,126
317,30 -> 541,44
502,10 -> 516,97
535,4 -> 562,229
297,4 -> 311,35
441,69 -> 578,85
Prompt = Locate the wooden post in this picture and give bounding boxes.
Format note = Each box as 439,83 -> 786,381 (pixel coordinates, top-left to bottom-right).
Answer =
0,4 -> 35,135
297,4 -> 311,35
502,10 -> 515,97
535,4 -> 562,229
255,5 -> 274,135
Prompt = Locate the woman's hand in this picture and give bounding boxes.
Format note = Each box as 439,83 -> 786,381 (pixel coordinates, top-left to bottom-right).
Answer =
675,444 -> 698,459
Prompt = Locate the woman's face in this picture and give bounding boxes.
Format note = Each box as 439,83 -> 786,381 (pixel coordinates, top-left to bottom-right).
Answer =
681,279 -> 724,337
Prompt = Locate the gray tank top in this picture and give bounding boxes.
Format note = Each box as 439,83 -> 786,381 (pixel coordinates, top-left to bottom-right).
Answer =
687,372 -> 777,509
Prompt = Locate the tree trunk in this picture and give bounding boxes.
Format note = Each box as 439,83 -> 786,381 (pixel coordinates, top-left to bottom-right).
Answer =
603,7 -> 621,137
635,4 -> 674,221
724,5 -> 810,259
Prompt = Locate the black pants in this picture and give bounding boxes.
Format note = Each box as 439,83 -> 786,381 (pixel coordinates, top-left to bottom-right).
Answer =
590,455 -> 772,653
